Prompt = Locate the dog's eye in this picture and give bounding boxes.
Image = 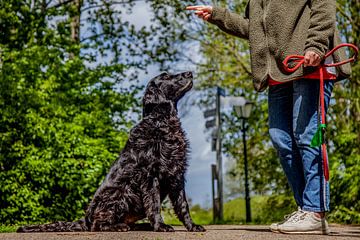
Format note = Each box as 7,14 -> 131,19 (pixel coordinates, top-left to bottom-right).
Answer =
163,75 -> 170,80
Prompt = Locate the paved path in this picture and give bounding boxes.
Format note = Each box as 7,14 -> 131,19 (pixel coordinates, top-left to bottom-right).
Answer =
1,225 -> 359,240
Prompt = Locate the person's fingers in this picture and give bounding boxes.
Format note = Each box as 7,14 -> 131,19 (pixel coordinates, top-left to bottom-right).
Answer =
186,5 -> 208,10
187,5 -> 213,21
312,55 -> 320,66
196,12 -> 207,19
304,51 -> 321,67
186,5 -> 205,10
308,53 -> 315,66
186,5 -> 212,13
311,53 -> 319,66
304,52 -> 313,67
304,53 -> 310,67
204,13 -> 211,20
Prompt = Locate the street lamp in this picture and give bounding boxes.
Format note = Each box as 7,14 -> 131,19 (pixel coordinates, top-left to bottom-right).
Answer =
234,100 -> 253,223
234,101 -> 253,119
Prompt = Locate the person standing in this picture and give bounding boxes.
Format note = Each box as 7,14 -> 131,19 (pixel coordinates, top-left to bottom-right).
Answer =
186,1 -> 351,235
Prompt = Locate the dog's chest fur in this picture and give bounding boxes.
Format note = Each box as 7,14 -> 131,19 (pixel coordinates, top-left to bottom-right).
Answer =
106,111 -> 189,187
131,114 -> 188,178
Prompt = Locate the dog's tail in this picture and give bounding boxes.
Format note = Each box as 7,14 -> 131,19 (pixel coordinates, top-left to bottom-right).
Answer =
16,219 -> 87,233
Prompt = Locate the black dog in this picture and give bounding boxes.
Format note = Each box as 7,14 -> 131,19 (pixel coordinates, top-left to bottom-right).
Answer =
18,72 -> 205,233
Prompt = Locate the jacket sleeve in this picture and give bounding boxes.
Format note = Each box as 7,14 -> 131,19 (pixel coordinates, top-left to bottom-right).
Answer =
304,0 -> 336,58
207,6 -> 249,40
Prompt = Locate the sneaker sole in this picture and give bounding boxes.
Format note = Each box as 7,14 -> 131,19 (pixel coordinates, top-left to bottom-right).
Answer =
269,227 -> 280,233
279,229 -> 329,235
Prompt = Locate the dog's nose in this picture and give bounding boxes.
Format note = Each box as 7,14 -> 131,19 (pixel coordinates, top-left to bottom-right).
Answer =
183,71 -> 193,78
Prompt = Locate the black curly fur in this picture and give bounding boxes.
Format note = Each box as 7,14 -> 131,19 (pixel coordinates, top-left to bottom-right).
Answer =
17,71 -> 205,233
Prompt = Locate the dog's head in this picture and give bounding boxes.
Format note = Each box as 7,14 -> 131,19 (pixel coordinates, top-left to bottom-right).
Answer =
142,71 -> 193,117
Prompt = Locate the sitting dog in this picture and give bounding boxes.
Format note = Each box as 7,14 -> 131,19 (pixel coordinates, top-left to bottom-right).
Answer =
17,72 -> 205,232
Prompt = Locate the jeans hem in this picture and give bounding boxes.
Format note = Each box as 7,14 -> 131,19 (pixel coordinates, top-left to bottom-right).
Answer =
302,206 -> 330,212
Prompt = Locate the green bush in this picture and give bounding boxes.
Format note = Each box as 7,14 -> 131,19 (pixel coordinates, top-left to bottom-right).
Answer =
0,45 -> 138,224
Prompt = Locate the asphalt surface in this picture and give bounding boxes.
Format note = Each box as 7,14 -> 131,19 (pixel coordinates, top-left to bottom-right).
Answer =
1,224 -> 359,240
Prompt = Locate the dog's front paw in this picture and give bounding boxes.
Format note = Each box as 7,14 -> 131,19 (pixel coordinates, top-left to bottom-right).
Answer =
154,223 -> 175,232
188,224 -> 206,232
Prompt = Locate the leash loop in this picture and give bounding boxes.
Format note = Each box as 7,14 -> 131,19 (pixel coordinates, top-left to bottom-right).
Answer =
282,43 -> 359,73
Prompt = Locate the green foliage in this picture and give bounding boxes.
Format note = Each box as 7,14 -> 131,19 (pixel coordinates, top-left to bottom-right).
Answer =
0,43 -> 136,224
327,0 -> 360,223
162,204 -> 212,226
0,225 -> 19,233
162,195 -> 297,225
0,0 -> 197,224
222,195 -> 296,224
256,195 -> 297,224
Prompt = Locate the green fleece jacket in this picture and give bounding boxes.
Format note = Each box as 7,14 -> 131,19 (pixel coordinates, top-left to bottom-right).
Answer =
208,0 -> 352,92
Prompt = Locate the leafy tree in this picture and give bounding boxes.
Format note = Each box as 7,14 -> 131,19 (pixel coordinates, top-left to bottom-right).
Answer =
327,0 -> 360,223
0,0 -> 196,224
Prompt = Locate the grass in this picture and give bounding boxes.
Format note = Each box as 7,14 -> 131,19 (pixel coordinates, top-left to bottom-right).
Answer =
162,194 -> 297,225
162,195 -> 272,225
0,225 -> 19,233
223,195 -> 266,224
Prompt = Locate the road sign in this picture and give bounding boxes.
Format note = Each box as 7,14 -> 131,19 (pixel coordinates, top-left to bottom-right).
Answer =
204,109 -> 216,118
217,87 -> 226,97
211,129 -> 217,138
211,138 -> 216,151
205,119 -> 216,129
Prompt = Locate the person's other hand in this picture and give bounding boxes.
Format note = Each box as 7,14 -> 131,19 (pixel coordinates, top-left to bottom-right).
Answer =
186,5 -> 213,21
304,51 -> 322,67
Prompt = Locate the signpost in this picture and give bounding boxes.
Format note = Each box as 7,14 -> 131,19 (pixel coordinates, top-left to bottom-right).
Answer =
205,119 -> 216,129
204,109 -> 216,118
205,87 -> 252,223
204,86 -> 225,222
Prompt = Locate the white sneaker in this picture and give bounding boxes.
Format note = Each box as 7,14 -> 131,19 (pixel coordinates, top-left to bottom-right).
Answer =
278,211 -> 330,235
269,207 -> 303,233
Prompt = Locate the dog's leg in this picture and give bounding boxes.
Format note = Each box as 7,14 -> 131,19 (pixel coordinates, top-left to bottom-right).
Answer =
91,209 -> 130,232
129,223 -> 153,231
142,177 -> 174,232
92,218 -> 130,232
92,220 -> 130,232
169,185 -> 206,232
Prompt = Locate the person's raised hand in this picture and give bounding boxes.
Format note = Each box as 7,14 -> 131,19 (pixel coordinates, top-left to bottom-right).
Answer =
304,51 -> 322,67
186,5 -> 213,21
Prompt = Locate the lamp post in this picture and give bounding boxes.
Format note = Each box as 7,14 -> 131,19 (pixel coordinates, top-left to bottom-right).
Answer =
234,101 -> 253,223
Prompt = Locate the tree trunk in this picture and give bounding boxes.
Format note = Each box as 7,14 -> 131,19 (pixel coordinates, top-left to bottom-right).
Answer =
71,0 -> 82,43
70,0 -> 82,58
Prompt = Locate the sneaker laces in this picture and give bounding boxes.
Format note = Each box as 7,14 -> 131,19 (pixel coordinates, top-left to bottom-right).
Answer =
286,210 -> 308,223
283,207 -> 302,222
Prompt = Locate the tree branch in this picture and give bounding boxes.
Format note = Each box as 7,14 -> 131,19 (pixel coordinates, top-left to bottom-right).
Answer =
80,32 -> 108,42
336,3 -> 353,24
81,0 -> 145,12
49,0 -> 75,9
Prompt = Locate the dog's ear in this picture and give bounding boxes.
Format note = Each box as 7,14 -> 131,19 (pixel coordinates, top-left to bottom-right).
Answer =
142,81 -> 168,117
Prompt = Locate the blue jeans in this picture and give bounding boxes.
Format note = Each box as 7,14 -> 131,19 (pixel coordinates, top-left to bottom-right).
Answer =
268,79 -> 334,212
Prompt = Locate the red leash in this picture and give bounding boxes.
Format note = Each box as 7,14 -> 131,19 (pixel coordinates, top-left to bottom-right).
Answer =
282,43 -> 359,181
